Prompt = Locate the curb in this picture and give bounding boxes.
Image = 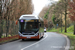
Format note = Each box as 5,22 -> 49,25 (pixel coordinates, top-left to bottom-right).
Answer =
0,39 -> 19,45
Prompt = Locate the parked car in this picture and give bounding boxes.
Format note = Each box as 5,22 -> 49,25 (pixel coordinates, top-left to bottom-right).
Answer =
44,27 -> 46,32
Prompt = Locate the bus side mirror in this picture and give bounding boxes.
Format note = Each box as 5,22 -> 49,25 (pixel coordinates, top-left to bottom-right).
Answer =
16,20 -> 18,25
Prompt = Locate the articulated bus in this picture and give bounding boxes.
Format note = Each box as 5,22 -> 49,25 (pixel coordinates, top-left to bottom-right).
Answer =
17,15 -> 44,40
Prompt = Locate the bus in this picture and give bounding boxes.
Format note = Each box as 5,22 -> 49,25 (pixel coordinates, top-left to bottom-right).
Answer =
17,14 -> 44,40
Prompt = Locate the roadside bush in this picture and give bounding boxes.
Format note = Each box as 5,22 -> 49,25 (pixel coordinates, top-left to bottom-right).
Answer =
67,25 -> 74,32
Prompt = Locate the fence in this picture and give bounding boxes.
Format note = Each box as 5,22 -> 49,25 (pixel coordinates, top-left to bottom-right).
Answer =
0,20 -> 19,38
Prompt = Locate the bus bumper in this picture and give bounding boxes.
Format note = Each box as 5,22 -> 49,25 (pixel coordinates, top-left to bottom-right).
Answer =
19,35 -> 39,39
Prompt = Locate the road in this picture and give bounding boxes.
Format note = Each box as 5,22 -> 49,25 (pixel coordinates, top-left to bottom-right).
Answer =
0,32 -> 67,50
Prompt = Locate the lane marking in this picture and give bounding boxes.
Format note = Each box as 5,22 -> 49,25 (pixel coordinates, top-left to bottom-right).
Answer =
21,33 -> 48,50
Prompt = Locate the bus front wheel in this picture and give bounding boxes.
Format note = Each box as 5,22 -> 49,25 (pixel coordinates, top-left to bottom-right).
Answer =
22,39 -> 25,41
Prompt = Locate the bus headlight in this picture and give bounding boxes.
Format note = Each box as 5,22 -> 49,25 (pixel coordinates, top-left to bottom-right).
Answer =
35,33 -> 39,36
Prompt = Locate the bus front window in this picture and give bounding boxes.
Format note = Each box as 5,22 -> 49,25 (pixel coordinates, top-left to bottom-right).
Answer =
19,20 -> 39,33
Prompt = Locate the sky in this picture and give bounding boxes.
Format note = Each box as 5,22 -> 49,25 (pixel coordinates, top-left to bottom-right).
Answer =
32,0 -> 59,16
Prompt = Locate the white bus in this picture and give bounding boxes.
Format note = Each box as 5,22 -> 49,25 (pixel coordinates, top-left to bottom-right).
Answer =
17,14 -> 44,40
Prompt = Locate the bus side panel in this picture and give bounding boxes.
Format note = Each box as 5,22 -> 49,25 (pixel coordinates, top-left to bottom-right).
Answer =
39,21 -> 44,38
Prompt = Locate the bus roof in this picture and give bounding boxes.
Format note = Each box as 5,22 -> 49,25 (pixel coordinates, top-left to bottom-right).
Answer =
19,14 -> 39,20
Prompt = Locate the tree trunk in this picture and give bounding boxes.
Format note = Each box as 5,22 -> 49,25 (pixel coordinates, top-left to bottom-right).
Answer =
0,20 -> 3,38
6,19 -> 8,37
61,13 -> 62,32
74,21 -> 75,35
65,0 -> 68,33
65,13 -> 67,33
0,0 -> 2,38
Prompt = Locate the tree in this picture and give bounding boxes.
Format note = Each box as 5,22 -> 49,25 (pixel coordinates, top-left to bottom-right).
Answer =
39,6 -> 49,19
0,0 -> 34,38
64,0 -> 68,33
56,0 -> 68,32
52,0 -> 68,32
0,0 -> 2,38
68,0 -> 75,34
39,6 -> 49,27
52,14 -> 61,26
0,0 -> 2,16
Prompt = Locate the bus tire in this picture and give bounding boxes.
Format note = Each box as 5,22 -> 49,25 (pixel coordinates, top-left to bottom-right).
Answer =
41,36 -> 43,38
22,39 -> 24,41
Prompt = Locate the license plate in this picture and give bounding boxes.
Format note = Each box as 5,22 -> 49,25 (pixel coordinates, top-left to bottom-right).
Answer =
27,37 -> 31,38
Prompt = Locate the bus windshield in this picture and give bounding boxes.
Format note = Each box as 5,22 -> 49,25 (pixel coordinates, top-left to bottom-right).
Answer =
19,20 -> 39,33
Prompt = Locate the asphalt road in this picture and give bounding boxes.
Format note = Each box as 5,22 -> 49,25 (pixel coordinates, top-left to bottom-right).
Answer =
0,32 -> 67,50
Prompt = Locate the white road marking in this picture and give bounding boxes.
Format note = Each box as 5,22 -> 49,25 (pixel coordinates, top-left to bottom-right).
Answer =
21,33 -> 48,50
